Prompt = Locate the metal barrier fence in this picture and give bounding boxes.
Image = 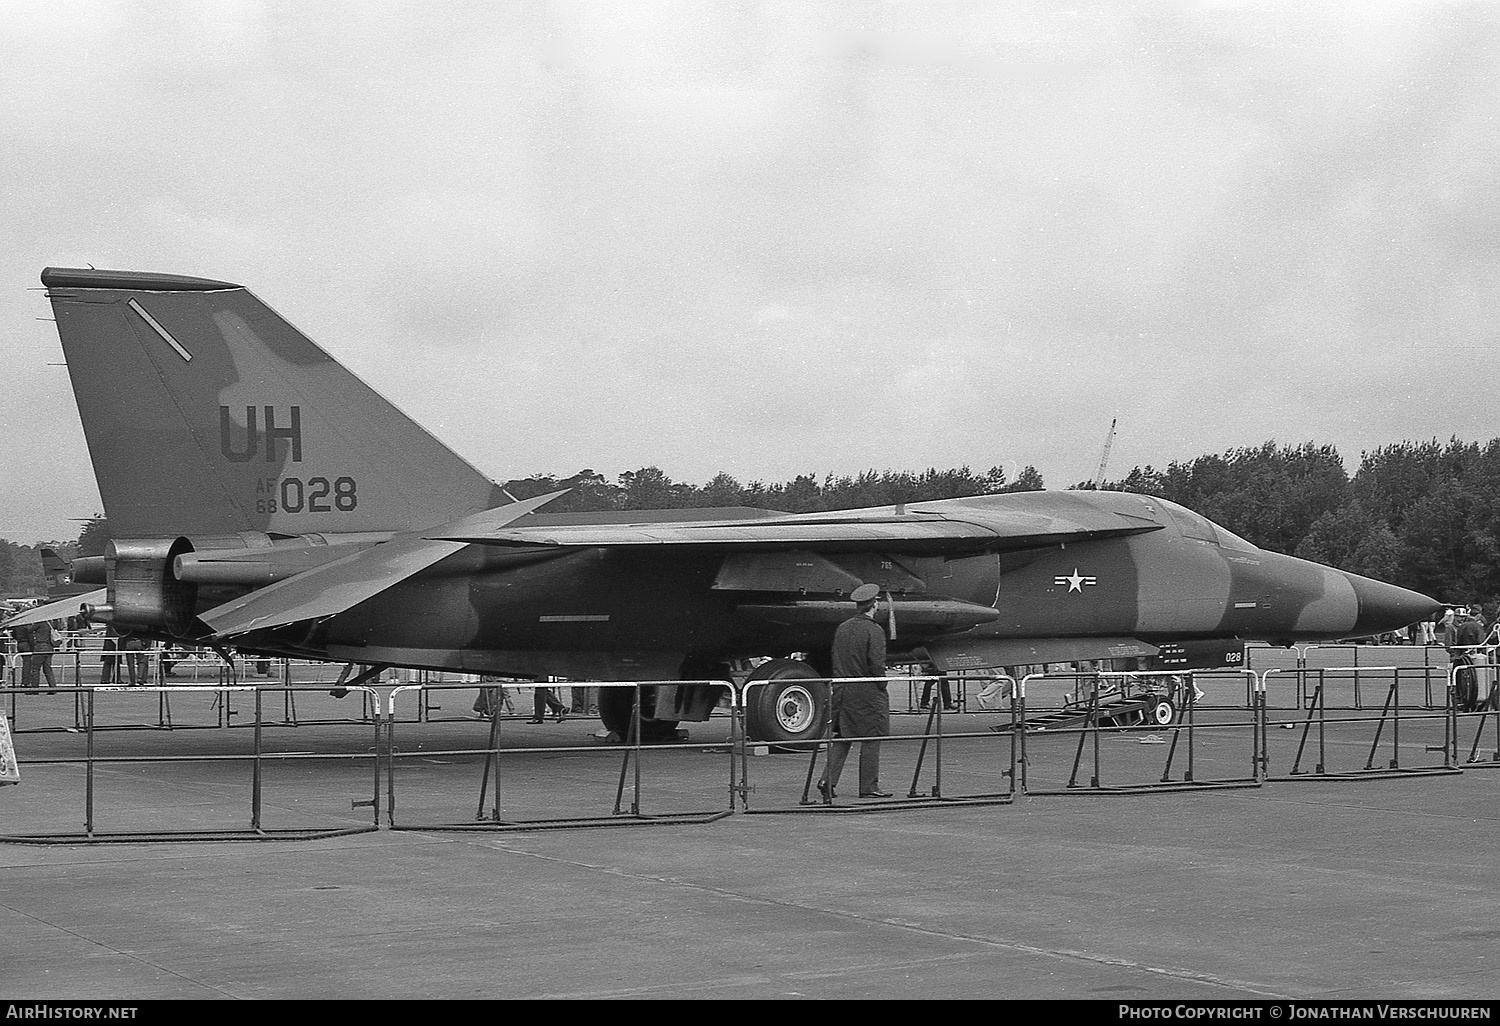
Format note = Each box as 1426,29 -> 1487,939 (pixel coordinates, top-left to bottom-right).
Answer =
1448,660 -> 1500,770
383,680 -> 734,832
1259,666 -> 1459,781
1014,669 -> 1262,796
1247,643 -> 1456,708
0,662 -> 1494,843
0,683 -> 382,843
739,674 -> 1019,815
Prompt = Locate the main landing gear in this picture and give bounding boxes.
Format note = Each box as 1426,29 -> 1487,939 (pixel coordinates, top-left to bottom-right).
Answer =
742,658 -> 829,746
593,657 -> 832,745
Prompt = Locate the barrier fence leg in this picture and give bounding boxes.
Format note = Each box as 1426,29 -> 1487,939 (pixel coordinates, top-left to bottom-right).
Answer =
1363,684 -> 1397,771
385,708 -> 398,828
363,702 -> 381,828
1449,685 -> 1459,768
1016,692 -> 1029,795
1161,720 -> 1182,782
1066,683 -> 1101,789
84,690 -> 95,838
1317,676 -> 1328,773
1184,685 -> 1197,782
1157,683 -> 1196,785
906,699 -> 940,799
1255,688 -> 1267,781
1465,703 -> 1499,765
475,709 -> 502,822
613,687 -> 642,816
1290,684 -> 1325,776
727,696 -> 742,813
731,689 -> 752,811
252,689 -> 264,834
998,686 -> 1018,797
1392,675 -> 1403,769
933,698 -> 944,798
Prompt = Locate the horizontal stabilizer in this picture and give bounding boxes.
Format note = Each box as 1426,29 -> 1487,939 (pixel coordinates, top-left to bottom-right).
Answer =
0,589 -> 108,630
201,490 -> 567,636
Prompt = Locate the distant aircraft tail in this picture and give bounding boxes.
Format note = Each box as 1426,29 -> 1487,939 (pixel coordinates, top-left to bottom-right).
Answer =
40,547 -> 70,587
42,268 -> 506,538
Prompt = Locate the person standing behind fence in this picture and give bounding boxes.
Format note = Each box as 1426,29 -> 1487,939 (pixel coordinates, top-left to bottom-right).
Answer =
1420,613 -> 1437,646
119,633 -> 147,685
817,583 -> 892,800
25,620 -> 57,690
99,628 -> 120,685
14,621 -> 36,688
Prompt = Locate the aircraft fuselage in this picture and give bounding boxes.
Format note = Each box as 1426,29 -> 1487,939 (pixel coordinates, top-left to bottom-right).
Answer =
244,493 -> 1431,680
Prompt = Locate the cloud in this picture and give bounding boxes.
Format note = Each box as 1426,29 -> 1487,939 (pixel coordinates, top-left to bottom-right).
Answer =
2,2 -> 1499,542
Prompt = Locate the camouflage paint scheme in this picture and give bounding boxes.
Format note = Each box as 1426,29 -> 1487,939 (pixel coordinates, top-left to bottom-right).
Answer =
20,268 -> 1439,704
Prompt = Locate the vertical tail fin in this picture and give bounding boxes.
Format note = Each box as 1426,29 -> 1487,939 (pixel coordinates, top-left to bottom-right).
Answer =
42,267 -> 506,538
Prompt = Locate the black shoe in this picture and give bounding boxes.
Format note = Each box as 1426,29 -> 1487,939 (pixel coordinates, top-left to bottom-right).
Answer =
859,790 -> 894,799
526,718 -> 544,724
555,710 -> 567,722
918,701 -> 930,709
942,705 -> 956,712
816,781 -> 835,800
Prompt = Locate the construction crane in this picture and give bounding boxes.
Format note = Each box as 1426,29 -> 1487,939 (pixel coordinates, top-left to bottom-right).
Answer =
1092,418 -> 1116,489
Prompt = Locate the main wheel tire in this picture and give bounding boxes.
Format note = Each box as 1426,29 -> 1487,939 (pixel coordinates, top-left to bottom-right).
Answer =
1147,696 -> 1177,725
744,659 -> 828,745
597,686 -> 681,744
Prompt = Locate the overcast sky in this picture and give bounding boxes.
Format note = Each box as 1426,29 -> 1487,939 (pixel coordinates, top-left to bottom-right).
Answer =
2,1 -> 1497,544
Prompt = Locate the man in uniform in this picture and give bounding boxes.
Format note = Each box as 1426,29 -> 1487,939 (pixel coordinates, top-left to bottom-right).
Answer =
24,620 -> 56,690
818,583 -> 892,800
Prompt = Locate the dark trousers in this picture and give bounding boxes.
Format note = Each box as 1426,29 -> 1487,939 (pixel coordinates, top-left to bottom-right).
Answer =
822,736 -> 880,795
533,686 -> 565,719
23,653 -> 54,688
819,694 -> 889,795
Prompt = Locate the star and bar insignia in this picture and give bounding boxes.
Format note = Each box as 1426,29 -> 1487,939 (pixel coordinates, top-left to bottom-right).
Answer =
1053,567 -> 1098,593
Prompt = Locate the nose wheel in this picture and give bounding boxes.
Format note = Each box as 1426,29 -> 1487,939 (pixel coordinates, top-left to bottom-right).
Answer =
1147,695 -> 1177,725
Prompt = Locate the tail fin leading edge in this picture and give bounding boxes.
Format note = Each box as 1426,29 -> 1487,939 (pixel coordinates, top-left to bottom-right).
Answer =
43,267 -> 506,538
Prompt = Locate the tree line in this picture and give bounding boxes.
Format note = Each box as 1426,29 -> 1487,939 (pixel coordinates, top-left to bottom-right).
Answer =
2,439 -> 1493,611
499,464 -> 1045,513
0,539 -> 74,601
1089,438 -> 1495,608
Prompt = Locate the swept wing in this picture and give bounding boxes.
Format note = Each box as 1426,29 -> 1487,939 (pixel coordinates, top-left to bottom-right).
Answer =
0,589 -> 108,630
432,502 -> 1164,554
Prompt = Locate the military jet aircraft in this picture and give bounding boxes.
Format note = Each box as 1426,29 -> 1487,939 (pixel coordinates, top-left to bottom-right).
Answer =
6,267 -> 1439,743
39,547 -> 103,602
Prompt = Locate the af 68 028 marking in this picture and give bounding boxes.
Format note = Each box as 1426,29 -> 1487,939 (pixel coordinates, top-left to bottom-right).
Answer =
254,476 -> 358,515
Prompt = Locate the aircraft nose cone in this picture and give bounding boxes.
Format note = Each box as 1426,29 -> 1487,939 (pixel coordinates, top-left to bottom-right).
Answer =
1344,573 -> 1442,637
